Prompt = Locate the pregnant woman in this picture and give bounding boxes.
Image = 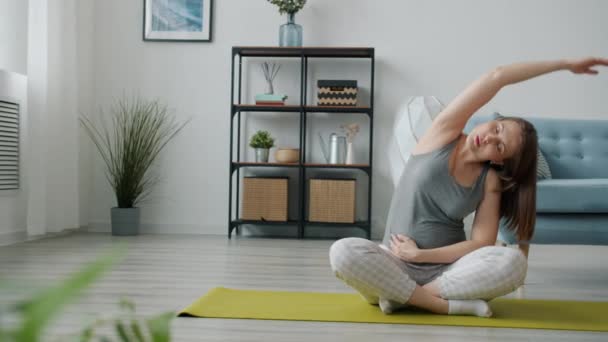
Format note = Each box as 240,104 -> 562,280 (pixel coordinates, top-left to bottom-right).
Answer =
329,57 -> 608,317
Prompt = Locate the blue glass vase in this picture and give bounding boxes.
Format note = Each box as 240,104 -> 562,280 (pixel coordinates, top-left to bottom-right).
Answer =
279,13 -> 302,47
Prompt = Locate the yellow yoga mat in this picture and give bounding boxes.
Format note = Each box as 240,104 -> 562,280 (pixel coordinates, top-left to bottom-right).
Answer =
179,287 -> 608,332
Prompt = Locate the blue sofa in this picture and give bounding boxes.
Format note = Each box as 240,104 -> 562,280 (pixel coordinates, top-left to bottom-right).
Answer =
465,115 -> 608,245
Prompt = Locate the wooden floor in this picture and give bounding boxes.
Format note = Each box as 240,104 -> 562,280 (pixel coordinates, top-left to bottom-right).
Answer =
1,232 -> 607,341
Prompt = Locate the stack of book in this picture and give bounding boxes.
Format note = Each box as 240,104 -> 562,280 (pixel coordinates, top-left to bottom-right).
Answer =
255,94 -> 288,106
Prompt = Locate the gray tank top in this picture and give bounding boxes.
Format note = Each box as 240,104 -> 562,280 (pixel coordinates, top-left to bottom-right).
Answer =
382,136 -> 489,284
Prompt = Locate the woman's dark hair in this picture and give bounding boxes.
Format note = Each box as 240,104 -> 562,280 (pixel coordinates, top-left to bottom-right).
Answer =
491,116 -> 538,242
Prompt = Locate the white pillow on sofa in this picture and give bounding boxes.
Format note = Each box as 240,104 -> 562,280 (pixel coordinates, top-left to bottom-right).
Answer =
537,149 -> 552,180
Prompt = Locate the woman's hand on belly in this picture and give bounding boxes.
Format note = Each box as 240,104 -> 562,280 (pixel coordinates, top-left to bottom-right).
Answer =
389,234 -> 421,262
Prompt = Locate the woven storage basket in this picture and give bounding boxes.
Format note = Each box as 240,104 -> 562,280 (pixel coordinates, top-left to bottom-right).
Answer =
309,178 -> 355,223
241,177 -> 288,221
317,80 -> 358,106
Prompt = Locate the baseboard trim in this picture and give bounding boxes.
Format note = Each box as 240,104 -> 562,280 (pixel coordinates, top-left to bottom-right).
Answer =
0,230 -> 27,246
85,221 -> 224,235
0,228 -> 87,246
85,221 -> 382,239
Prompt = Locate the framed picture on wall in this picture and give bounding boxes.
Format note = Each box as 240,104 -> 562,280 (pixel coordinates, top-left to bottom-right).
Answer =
143,0 -> 213,42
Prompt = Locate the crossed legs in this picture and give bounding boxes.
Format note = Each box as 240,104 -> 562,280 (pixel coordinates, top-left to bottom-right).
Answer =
329,238 -> 527,316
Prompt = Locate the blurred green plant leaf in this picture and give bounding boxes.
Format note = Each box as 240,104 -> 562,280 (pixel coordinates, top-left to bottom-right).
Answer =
115,321 -> 129,342
13,245 -> 127,342
119,298 -> 136,314
78,326 -> 94,342
130,321 -> 145,342
146,312 -> 174,342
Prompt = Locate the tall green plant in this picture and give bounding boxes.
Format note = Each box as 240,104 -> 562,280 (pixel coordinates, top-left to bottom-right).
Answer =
80,96 -> 189,208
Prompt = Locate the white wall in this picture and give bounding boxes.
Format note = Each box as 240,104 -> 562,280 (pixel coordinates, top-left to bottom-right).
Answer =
85,0 -> 608,238
24,0 -> 82,237
43,0 -> 80,233
76,0 -> 95,230
0,0 -> 28,75
0,0 -> 87,244
0,0 -> 28,245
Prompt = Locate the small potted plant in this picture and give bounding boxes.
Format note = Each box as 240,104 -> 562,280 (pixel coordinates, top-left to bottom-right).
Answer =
249,130 -> 275,163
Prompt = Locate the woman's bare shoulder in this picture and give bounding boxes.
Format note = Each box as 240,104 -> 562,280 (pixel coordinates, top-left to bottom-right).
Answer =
485,168 -> 502,193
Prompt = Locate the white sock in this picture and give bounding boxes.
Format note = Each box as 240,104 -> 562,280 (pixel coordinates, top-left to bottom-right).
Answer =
448,299 -> 493,317
379,298 -> 406,314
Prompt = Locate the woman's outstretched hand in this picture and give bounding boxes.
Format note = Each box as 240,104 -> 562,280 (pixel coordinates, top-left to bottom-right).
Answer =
389,234 -> 421,262
566,57 -> 608,75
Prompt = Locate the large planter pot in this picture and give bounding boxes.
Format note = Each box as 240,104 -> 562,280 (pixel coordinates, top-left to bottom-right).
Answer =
111,207 -> 140,236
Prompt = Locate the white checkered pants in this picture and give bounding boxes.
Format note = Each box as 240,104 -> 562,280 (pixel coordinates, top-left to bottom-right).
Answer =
329,237 -> 527,304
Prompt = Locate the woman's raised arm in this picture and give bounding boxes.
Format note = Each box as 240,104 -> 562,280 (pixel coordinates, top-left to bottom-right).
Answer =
422,57 -> 608,146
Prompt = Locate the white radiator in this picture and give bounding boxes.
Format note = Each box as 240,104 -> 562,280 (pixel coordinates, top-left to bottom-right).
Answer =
0,70 -> 26,191
0,98 -> 20,190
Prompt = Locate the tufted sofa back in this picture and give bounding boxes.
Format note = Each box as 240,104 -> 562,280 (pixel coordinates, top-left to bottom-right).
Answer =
464,115 -> 608,179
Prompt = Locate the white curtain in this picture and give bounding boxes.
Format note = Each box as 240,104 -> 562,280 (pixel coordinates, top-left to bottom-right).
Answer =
26,0 -> 80,235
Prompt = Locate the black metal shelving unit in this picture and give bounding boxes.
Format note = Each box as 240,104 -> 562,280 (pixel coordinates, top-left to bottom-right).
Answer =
228,46 -> 375,239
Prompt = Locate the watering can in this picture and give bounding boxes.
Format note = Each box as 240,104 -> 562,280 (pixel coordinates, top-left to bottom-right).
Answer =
319,133 -> 346,164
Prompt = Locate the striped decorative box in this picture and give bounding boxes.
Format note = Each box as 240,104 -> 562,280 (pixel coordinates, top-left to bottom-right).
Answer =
317,80 -> 358,106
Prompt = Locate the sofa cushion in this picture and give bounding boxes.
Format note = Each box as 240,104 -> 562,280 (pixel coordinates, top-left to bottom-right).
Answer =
499,214 -> 608,245
527,118 -> 608,179
537,179 -> 608,213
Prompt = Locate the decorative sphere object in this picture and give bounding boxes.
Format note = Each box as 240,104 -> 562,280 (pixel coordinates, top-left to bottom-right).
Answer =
275,148 -> 300,163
